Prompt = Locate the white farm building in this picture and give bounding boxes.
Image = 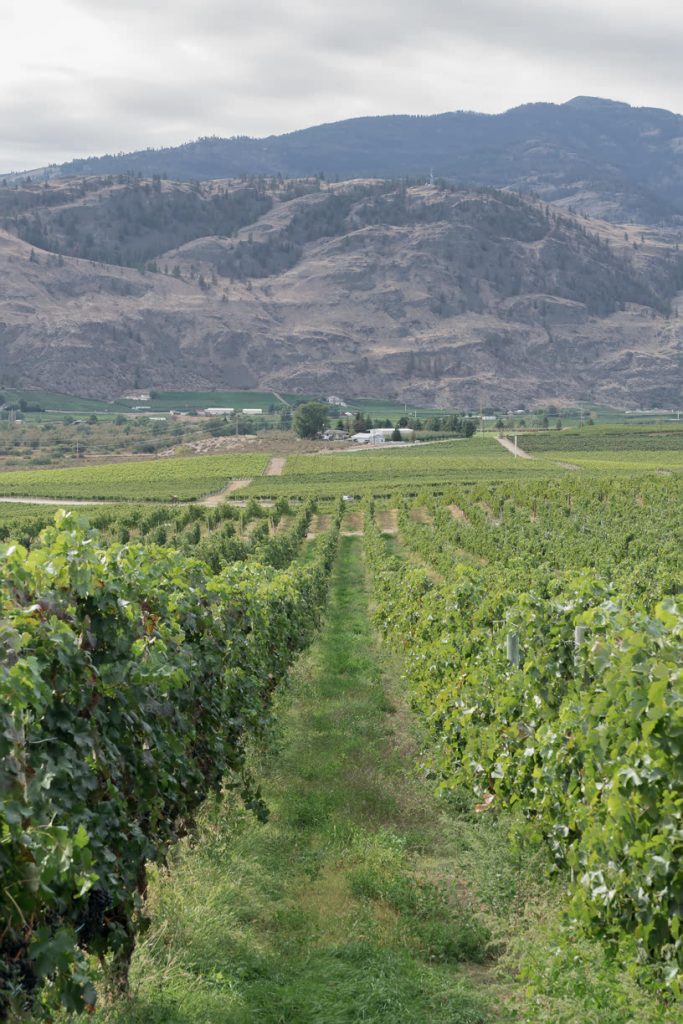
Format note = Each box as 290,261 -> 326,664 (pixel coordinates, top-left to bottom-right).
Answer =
352,428 -> 415,444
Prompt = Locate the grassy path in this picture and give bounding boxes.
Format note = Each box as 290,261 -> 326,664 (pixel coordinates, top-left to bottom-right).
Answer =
96,537 -> 496,1024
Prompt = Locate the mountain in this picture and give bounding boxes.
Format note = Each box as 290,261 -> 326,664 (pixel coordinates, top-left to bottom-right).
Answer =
14,97 -> 683,226
0,177 -> 681,408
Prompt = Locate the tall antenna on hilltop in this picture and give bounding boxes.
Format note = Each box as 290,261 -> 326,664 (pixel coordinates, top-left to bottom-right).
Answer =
429,168 -> 435,187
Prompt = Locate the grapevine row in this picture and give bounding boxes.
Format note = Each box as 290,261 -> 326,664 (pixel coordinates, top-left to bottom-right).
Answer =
0,503 -> 341,1018
364,503 -> 682,986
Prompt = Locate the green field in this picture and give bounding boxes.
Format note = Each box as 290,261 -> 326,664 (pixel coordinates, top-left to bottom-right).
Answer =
512,424 -> 683,472
0,388 -> 119,413
542,449 -> 683,471
244,438 -> 565,501
309,395 -> 466,420
117,390 -> 287,412
4,385 -> 680,425
0,426 -> 680,506
0,453 -> 268,500
519,424 -> 683,452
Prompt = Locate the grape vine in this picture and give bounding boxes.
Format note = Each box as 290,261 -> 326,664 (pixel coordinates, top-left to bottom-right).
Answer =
364,496 -> 682,989
0,505 -> 340,1018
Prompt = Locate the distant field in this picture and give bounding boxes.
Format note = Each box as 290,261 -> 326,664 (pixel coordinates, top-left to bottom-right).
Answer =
0,388 -> 119,413
0,454 -> 268,500
241,427 -> 683,501
4,387 -> 680,427
543,450 -> 683,472
1,416 -> 679,506
519,425 -> 683,453
571,403 -> 683,424
119,390 -> 286,413
0,387 -> 288,416
326,397 -> 463,420
244,438 -> 563,500
283,439 -> 514,476
516,426 -> 683,473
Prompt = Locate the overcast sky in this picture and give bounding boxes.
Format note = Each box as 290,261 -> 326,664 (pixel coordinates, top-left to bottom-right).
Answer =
1,0 -> 682,171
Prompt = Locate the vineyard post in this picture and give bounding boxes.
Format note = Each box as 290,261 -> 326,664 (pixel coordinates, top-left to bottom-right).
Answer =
574,624 -> 586,665
506,631 -> 520,667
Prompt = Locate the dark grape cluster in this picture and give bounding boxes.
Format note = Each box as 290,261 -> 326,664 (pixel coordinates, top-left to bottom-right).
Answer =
0,932 -> 38,1021
76,887 -> 111,944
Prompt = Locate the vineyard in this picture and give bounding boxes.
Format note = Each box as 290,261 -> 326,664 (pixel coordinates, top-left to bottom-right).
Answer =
243,438 -> 565,503
363,479 -> 681,983
0,497 -> 339,1017
0,427 -> 681,1022
0,497 -> 309,564
518,424 -> 683,454
539,449 -> 683,472
516,424 -> 683,473
0,454 -> 268,501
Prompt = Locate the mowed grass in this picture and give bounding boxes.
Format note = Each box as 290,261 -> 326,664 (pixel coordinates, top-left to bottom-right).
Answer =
0,454 -> 268,500
89,537 -> 494,1024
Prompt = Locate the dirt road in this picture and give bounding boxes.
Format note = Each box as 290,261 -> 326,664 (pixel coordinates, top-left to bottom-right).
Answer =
265,456 -> 286,476
200,478 -> 252,506
496,436 -> 533,459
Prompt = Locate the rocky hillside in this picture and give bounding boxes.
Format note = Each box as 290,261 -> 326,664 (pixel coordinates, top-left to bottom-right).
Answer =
0,179 -> 681,408
0,177 -> 274,269
17,97 -> 683,225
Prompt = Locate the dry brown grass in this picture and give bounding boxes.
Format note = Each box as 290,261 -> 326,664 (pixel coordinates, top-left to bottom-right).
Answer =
409,506 -> 433,524
375,509 -> 399,534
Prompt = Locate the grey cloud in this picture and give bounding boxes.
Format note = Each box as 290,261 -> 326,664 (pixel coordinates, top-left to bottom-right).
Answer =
66,0 -> 683,68
306,0 -> 683,76
2,0 -> 683,171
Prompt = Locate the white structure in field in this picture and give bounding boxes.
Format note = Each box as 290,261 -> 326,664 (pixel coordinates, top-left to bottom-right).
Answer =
241,408 -> 262,415
351,429 -> 415,444
204,407 -> 234,415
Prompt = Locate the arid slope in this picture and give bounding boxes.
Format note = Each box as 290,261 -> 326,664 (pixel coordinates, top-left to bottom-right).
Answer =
0,180 -> 681,407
